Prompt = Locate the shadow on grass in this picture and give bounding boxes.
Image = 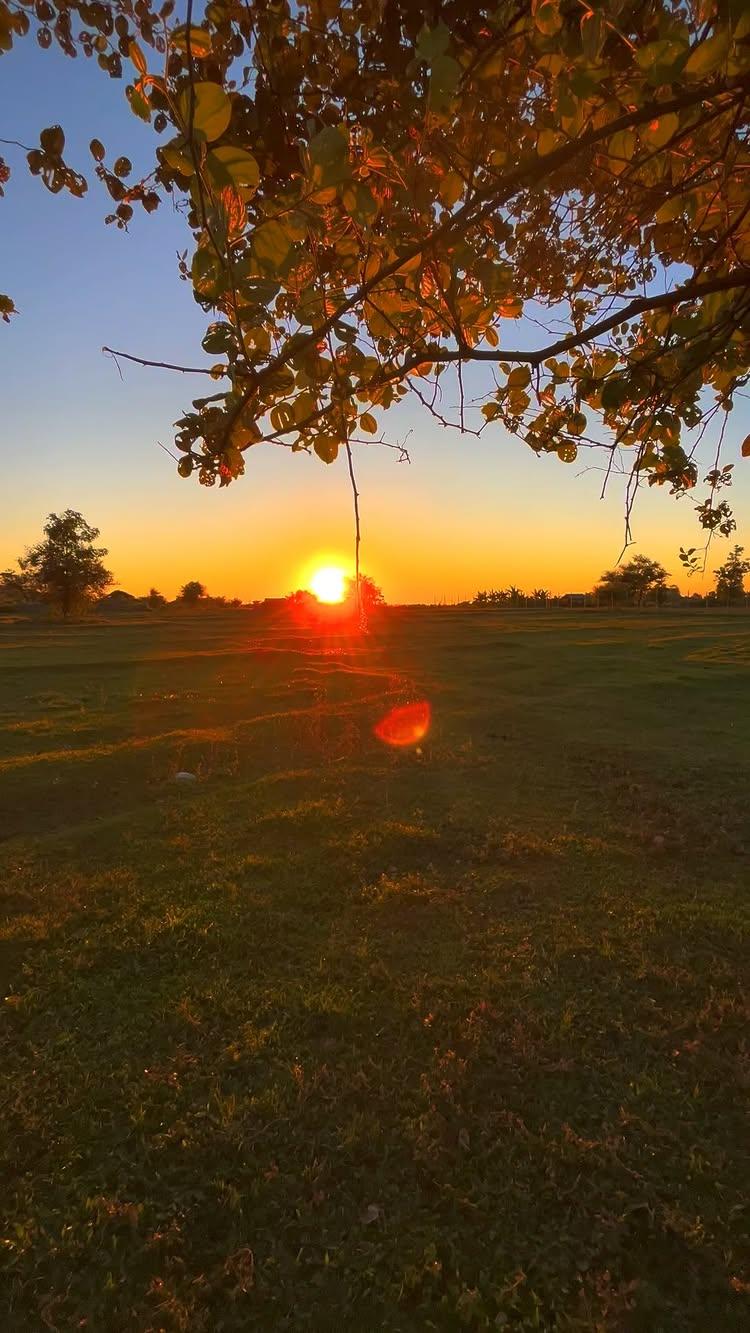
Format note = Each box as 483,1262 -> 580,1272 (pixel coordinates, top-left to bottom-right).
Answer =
2,794 -> 750,1331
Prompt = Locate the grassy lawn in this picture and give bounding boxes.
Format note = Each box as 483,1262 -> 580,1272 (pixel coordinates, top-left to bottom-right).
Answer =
1,608 -> 749,1330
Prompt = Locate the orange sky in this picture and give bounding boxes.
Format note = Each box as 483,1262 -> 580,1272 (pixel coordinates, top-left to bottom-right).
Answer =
5,409 -> 744,603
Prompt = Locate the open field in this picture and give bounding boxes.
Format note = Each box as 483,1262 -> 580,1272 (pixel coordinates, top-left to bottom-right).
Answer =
1,608 -> 750,1331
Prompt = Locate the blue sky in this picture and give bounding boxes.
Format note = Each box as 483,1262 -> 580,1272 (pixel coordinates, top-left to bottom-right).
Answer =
2,38 -> 748,600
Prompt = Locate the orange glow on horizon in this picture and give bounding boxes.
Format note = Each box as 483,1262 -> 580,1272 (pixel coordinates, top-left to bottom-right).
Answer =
308,564 -> 347,603
374,700 -> 431,747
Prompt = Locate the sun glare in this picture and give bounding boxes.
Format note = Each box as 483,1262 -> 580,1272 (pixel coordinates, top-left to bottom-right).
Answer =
309,564 -> 347,604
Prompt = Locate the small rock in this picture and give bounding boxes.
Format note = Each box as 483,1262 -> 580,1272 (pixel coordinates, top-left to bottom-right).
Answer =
174,771 -> 198,784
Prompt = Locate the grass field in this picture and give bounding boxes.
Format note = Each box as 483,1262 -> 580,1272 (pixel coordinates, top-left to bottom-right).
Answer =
1,608 -> 749,1331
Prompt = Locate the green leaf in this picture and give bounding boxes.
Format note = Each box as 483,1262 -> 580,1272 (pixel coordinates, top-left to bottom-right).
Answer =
341,181 -> 379,224
293,391 -> 317,424
201,322 -> 235,355
429,54 -> 461,113
538,128 -> 561,157
600,377 -> 629,410
655,196 -> 683,223
416,22 -> 450,63
206,146 -> 259,198
533,0 -> 562,37
171,25 -> 212,58
308,126 -> 350,187
161,139 -> 194,176
179,82 -> 232,143
608,130 -> 636,173
309,126 -> 348,169
359,412 -> 378,434
192,247 -> 224,299
253,220 -> 292,272
580,11 -> 603,60
128,86 -> 151,123
438,170 -> 464,207
644,113 -> 679,148
270,403 -> 295,433
684,29 -> 730,78
508,390 -> 530,414
129,40 -> 147,75
636,38 -> 689,84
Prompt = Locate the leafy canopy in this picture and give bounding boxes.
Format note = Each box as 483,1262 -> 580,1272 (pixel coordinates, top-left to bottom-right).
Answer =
2,0 -> 750,531
714,544 -> 750,601
7,510 -> 112,615
179,579 -> 206,602
596,554 -> 670,603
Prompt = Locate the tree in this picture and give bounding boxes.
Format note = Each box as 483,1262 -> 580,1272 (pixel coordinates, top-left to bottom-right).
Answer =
2,3 -> 750,539
0,567 -> 38,604
179,581 -> 206,604
6,511 -> 112,617
714,545 -> 750,603
347,574 -> 384,614
596,555 -> 669,606
146,587 -> 166,607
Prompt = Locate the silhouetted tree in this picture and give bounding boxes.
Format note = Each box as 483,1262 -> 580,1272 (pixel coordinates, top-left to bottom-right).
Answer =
596,556 -> 669,606
0,567 -> 38,604
7,510 -> 111,616
180,581 -> 206,604
347,574 -> 384,614
146,587 -> 166,608
714,546 -> 750,604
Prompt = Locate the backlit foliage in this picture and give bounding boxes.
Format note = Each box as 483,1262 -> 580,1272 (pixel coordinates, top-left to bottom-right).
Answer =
2,0 -> 750,527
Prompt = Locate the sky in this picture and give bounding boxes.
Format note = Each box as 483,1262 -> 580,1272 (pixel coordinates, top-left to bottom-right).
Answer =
2,39 -> 749,602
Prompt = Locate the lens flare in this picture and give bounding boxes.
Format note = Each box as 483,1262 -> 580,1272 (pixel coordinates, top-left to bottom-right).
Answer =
309,565 -> 347,603
374,700 -> 431,747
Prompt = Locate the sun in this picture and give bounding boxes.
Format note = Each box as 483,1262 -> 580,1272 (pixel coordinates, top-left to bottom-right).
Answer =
309,564 -> 347,604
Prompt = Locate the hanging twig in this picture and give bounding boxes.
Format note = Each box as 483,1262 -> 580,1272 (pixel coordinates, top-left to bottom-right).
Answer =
345,440 -> 362,618
103,346 -> 218,375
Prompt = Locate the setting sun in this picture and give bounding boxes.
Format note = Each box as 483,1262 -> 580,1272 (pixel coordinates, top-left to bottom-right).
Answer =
308,564 -> 347,604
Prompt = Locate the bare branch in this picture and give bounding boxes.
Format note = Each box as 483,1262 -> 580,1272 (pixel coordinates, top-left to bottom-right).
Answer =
103,347 -> 220,376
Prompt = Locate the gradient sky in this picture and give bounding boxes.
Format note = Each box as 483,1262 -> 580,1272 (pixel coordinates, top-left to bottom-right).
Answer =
2,40 -> 749,602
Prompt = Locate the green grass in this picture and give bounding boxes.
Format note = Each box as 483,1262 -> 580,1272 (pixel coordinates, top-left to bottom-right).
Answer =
1,608 -> 750,1330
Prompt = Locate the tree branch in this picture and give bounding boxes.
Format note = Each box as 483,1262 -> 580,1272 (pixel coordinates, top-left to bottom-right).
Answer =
345,440 -> 361,617
224,72 -> 750,438
412,270 -> 750,369
103,346 -> 220,375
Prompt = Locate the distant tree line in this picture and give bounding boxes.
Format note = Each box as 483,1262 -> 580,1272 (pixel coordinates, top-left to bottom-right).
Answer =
472,549 -> 750,608
0,512 -> 244,616
474,587 -> 550,607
